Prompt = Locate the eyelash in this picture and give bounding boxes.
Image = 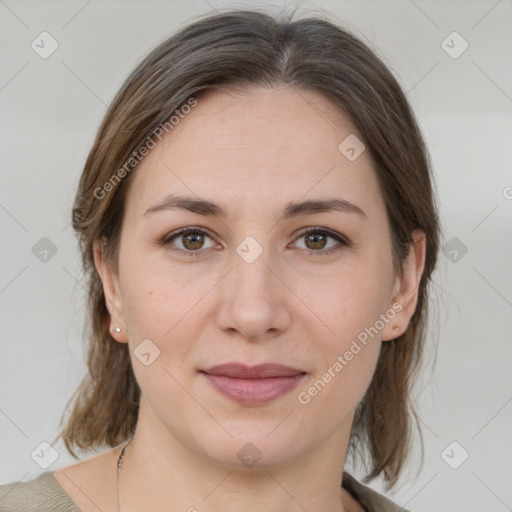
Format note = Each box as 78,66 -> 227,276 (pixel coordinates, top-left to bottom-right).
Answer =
159,226 -> 349,258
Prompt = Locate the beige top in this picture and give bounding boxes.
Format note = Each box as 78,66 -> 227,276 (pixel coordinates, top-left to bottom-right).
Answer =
0,470 -> 410,511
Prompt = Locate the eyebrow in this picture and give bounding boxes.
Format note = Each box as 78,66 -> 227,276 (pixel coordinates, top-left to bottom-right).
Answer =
143,195 -> 367,220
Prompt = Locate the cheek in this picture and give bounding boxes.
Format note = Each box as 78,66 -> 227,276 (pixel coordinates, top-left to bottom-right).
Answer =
303,260 -> 391,344
296,260 -> 390,403
119,245 -> 202,333
296,287 -> 383,418
121,270 -> 206,405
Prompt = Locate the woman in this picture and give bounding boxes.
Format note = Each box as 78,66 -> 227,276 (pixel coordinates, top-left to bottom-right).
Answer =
0,7 -> 440,512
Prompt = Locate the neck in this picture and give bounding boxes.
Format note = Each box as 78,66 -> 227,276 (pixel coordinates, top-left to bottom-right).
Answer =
117,399 -> 353,512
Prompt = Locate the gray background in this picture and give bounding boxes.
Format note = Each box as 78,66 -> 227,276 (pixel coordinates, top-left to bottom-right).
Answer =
1,1 -> 511,511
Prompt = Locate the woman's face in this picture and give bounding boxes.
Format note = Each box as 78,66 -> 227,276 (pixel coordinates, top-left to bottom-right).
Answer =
96,86 -> 424,469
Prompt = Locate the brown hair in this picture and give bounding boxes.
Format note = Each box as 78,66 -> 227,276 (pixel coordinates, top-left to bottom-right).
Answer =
53,7 -> 440,490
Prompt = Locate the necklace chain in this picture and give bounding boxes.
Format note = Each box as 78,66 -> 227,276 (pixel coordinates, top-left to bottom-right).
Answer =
116,437 -> 133,512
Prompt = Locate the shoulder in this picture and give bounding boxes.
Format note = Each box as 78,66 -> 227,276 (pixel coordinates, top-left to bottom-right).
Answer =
0,472 -> 80,512
342,472 -> 412,512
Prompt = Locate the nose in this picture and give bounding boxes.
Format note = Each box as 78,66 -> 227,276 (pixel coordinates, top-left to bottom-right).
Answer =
215,239 -> 291,342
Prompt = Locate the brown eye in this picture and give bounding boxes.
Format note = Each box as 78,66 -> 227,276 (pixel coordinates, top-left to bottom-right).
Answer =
160,226 -> 348,258
181,232 -> 205,250
161,227 -> 217,257
304,231 -> 328,250
293,228 -> 349,257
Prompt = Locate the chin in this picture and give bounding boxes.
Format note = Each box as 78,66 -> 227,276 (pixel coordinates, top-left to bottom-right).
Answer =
187,424 -> 307,471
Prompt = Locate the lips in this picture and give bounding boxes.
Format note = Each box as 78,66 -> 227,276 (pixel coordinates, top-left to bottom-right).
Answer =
200,363 -> 307,405
201,363 -> 305,379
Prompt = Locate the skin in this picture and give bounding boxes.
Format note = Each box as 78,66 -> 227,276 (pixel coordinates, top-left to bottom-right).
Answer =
54,85 -> 426,512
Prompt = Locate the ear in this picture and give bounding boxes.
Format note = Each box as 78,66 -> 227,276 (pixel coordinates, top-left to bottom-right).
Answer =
382,229 -> 427,342
93,239 -> 128,343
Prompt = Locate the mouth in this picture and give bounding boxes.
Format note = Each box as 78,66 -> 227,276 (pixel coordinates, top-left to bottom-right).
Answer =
199,363 -> 307,406
201,362 -> 305,379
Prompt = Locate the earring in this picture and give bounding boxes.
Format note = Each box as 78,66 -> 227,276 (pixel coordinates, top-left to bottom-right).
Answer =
394,326 -> 399,333
112,327 -> 122,333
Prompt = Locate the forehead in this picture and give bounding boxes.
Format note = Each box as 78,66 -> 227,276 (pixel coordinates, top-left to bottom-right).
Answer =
124,86 -> 386,223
